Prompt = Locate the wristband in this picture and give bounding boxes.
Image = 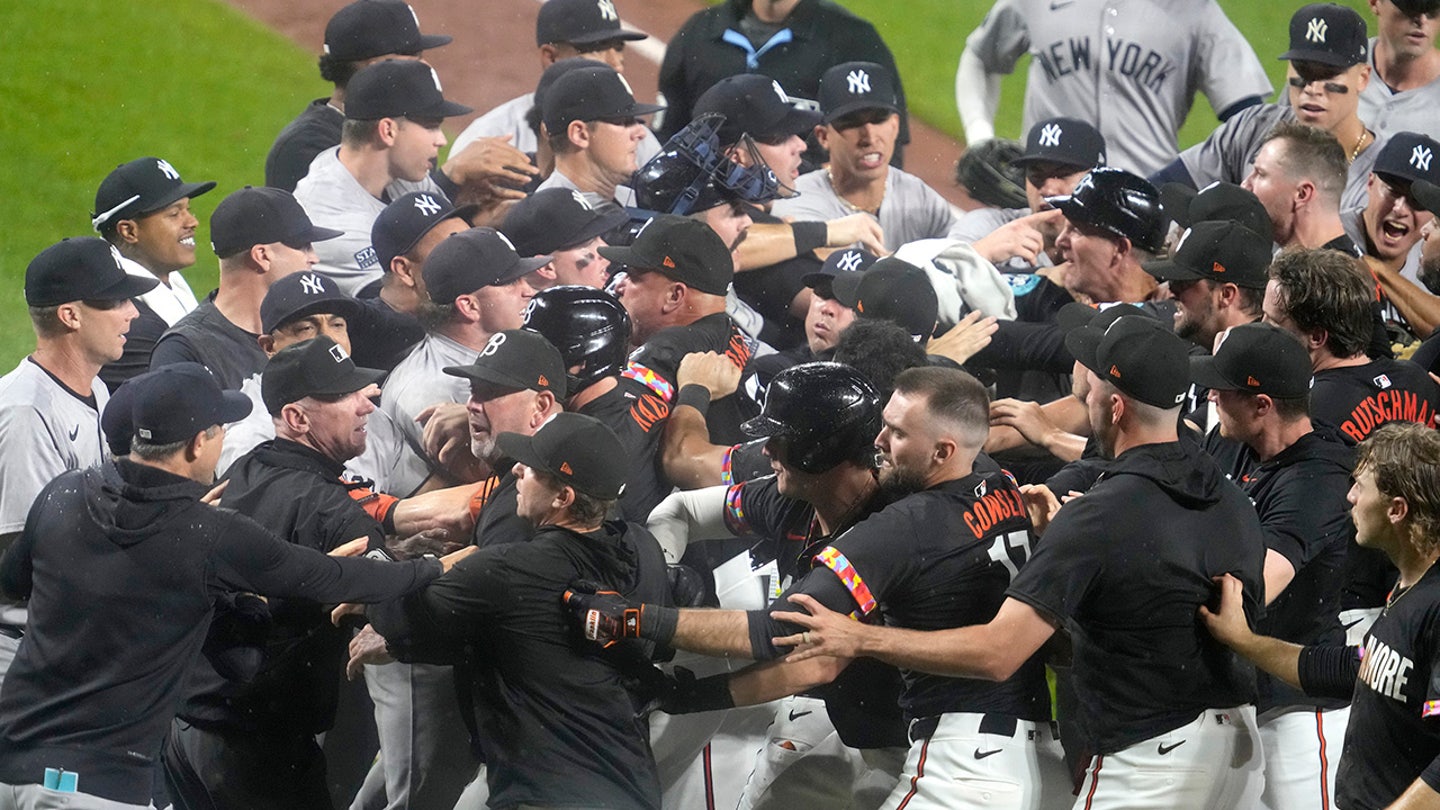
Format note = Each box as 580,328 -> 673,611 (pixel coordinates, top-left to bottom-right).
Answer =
664,670 -> 736,714
792,221 -> 827,254
641,604 -> 680,644
676,384 -> 712,416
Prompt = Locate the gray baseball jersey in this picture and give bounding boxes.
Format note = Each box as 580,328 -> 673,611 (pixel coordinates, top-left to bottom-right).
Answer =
1361,38 -> 1440,137
294,147 -> 438,297
1177,103 -> 1384,213
0,360 -> 109,538
771,168 -> 960,252
358,333 -> 473,498
450,91 -> 664,165
535,167 -> 637,209
963,0 -> 1271,175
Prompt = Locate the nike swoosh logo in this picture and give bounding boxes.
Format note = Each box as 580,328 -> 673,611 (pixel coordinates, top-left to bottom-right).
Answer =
68,425 -> 79,441
788,709 -> 813,722
1341,617 -> 1364,630
1157,740 -> 1186,755
974,748 -> 1003,759
1050,0 -> 1075,8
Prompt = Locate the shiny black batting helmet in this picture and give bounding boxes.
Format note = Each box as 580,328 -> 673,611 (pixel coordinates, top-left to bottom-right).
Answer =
1045,167 -> 1166,253
741,362 -> 881,473
522,285 -> 632,392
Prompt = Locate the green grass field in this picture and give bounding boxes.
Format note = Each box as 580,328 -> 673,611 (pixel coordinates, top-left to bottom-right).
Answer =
0,0 -> 1380,368
836,0 -> 1373,146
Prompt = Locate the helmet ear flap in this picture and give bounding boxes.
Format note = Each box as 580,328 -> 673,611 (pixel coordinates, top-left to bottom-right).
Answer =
522,286 -> 633,392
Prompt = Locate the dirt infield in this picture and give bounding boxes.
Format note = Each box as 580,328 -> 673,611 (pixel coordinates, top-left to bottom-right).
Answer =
223,0 -> 967,205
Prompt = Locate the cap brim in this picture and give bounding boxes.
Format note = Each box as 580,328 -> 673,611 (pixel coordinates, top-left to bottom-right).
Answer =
1189,355 -> 1241,392
1279,49 -> 1357,67
304,224 -> 346,244
137,180 -> 218,217
496,255 -> 555,285
629,101 -> 666,118
596,243 -> 650,269
800,271 -> 833,289
95,273 -> 162,301
418,33 -> 453,50
419,99 -> 474,119
265,297 -> 363,334
1056,302 -> 1102,334
829,273 -> 863,308
564,28 -> 648,45
316,366 -> 385,397
1142,257 -> 1208,282
1011,153 -> 1090,170
495,431 -> 549,475
740,413 -> 786,439
218,389 -> 254,424
443,362 -> 531,393
823,101 -> 900,125
1159,183 -> 1197,229
1414,179 -> 1440,216
1064,325 -> 1104,371
759,107 -> 824,139
558,207 -> 630,251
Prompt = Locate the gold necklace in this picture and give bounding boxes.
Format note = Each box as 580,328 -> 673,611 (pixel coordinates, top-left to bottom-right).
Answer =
1384,558 -> 1438,615
827,169 -> 881,215
1349,129 -> 1371,163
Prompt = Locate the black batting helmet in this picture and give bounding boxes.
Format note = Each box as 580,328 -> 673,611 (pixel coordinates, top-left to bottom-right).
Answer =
522,285 -> 632,392
1045,167 -> 1166,253
741,362 -> 881,474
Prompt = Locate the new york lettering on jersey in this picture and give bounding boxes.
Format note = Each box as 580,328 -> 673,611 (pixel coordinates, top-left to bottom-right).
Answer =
1034,35 -> 1177,95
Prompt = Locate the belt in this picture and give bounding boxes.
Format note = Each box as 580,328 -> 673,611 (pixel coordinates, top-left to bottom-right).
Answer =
0,624 -> 24,641
909,713 -> 1015,743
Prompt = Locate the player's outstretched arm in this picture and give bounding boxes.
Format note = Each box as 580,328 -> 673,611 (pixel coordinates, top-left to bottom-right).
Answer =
1199,573 -> 1303,688
772,593 -> 1055,681
1387,777 -> 1440,809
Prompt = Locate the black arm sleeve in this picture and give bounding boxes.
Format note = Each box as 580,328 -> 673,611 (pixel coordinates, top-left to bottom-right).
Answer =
1148,159 -> 1196,190
1295,643 -> 1363,699
1217,96 -> 1263,122
743,568 -> 866,661
968,320 -> 1073,374
367,548 -> 511,664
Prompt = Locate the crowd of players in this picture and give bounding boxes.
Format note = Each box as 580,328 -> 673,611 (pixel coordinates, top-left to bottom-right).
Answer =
6,0 -> 1440,808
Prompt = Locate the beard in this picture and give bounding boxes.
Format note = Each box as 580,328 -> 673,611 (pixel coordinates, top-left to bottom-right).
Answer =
878,461 -> 928,497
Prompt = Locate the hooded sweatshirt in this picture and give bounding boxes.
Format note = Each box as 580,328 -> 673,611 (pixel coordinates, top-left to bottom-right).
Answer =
0,459 -> 440,804
1008,441 -> 1267,755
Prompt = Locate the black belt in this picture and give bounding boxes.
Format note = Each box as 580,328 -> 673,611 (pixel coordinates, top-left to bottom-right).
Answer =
909,713 -> 1017,743
0,624 -> 24,641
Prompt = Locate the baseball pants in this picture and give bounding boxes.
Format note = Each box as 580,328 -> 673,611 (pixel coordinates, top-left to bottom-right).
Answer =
1258,706 -> 1348,810
737,695 -> 904,810
1073,705 -> 1264,810
350,660 -> 476,810
883,712 -> 1072,810
0,784 -> 152,810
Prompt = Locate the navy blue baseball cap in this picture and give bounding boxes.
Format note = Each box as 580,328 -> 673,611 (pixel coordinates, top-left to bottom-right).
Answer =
1280,4 -> 1369,67
372,191 -> 479,270
1371,132 -> 1440,188
535,0 -> 646,46
324,0 -> 450,60
92,157 -> 216,231
818,61 -> 900,124
501,187 -> 628,256
131,363 -> 252,444
802,247 -> 878,302
1014,118 -> 1107,172
261,271 -> 362,334
542,64 -> 664,135
210,186 -> 344,258
694,74 -> 822,145
346,60 -> 472,121
423,228 -> 552,305
26,237 -> 159,307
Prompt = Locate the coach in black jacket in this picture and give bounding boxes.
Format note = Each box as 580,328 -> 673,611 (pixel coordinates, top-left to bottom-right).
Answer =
0,363 -> 441,809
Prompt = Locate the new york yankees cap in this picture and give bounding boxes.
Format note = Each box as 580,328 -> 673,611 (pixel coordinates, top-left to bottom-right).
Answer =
1013,118 -> 1107,172
597,215 -> 734,296
802,247 -> 879,303
1370,131 -> 1440,188
535,0 -> 646,46
209,186 -> 344,259
1280,4 -> 1368,68
817,61 -> 900,124
92,157 -> 216,231
25,237 -> 159,307
129,362 -> 251,445
500,187 -> 629,256
423,228 -> 551,306
1066,315 -> 1190,409
345,60 -> 472,121
497,412 -> 627,499
372,191 -> 480,271
443,329 -> 566,397
324,0 -> 451,61
542,65 -> 664,135
852,258 -> 939,342
262,336 -> 385,416
1143,220 -> 1273,289
1160,181 -> 1271,240
694,74 -> 822,145
260,271 -> 362,334
1191,322 -> 1312,398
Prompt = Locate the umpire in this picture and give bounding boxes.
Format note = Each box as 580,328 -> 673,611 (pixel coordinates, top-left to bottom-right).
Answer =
354,412 -> 672,809
0,363 -> 441,809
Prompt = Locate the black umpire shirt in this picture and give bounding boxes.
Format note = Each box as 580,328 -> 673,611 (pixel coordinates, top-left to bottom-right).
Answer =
369,520 -> 671,810
1008,440 -> 1266,755
0,459 -> 438,805
624,312 -> 758,446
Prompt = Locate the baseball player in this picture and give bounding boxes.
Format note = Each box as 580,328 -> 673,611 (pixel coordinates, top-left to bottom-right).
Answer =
1201,421 -> 1440,810
772,62 -> 959,252
294,59 -> 472,297
264,0 -> 451,193
1242,122 -> 1367,258
1195,323 -> 1357,809
1358,0 -> 1440,137
1158,4 -> 1386,214
91,156 -> 215,390
956,0 -> 1270,176
448,0 -> 662,164
535,63 -> 664,209
0,239 -> 156,690
499,187 -> 628,290
568,365 -> 1071,810
773,317 -> 1269,809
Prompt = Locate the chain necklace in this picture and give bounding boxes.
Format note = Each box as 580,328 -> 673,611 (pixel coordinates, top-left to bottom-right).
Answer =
827,169 -> 881,215
1349,129 -> 1371,164
1383,558 -> 1437,616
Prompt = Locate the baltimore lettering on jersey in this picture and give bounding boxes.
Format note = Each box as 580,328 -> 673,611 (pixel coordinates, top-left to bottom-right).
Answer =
1339,389 -> 1437,443
1359,637 -> 1414,703
1034,36 -> 1177,93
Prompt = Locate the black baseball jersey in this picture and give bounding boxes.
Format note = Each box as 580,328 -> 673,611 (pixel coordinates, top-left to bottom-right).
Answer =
1008,441 -> 1265,754
1236,428 -> 1355,714
624,313 -> 758,446
151,294 -> 267,391
470,468 -> 526,549
724,474 -> 908,749
577,379 -> 670,523
1312,358 -> 1440,445
265,99 -> 343,194
778,471 -> 1050,722
1334,565 -> 1440,809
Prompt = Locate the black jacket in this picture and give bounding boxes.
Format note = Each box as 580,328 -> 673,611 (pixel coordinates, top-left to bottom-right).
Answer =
0,459 -> 438,804
370,520 -> 670,810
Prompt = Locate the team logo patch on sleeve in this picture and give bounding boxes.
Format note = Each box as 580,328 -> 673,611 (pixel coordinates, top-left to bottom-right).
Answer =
621,362 -> 675,402
1424,700 -> 1440,719
815,546 -> 877,615
723,483 -> 750,535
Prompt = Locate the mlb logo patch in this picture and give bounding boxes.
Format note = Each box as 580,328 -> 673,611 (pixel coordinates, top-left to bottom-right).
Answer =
1374,374 -> 1392,389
